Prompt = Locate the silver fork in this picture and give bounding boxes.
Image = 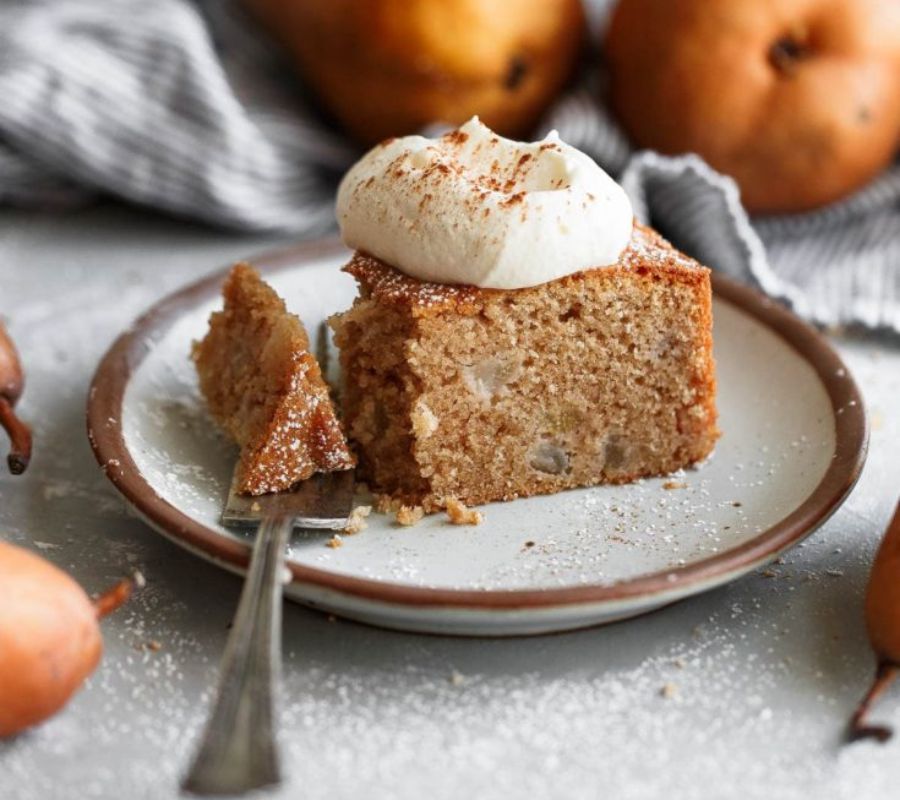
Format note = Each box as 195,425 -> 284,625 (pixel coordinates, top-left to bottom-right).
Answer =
181,469 -> 355,796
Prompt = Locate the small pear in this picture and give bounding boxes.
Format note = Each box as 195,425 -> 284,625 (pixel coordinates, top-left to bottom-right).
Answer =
849,502 -> 900,742
0,322 -> 31,473
0,541 -> 137,737
243,0 -> 586,144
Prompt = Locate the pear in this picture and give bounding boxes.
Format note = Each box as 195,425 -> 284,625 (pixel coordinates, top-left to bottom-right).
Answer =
0,322 -> 30,473
244,0 -> 585,144
606,0 -> 900,213
0,542 -> 138,737
849,502 -> 900,742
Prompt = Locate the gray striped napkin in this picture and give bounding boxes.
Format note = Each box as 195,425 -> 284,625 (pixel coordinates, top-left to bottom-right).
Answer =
0,0 -> 898,334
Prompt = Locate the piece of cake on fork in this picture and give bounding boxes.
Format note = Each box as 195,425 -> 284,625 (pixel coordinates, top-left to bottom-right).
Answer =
193,264 -> 355,495
330,118 -> 718,512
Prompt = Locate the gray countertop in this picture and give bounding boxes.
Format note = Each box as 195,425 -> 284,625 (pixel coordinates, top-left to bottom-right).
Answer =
1,205 -> 899,800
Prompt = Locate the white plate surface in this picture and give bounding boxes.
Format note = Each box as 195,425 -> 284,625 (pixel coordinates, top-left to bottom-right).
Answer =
93,245 -> 866,635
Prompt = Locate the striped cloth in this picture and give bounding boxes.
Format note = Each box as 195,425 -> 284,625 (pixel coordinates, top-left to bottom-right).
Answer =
1,0 -> 898,333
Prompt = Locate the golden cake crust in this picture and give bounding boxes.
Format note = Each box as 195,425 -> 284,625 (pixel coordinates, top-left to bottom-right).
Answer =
343,222 -> 705,317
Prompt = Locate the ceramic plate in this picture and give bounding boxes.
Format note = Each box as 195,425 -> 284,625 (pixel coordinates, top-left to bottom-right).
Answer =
87,239 -> 867,636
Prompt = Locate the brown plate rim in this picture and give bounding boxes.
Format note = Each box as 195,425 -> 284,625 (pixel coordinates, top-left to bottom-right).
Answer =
86,237 -> 868,611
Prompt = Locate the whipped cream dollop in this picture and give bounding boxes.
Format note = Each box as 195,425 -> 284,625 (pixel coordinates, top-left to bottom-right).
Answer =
336,117 -> 633,290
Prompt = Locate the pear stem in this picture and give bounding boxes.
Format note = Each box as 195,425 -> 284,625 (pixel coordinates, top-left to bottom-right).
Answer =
93,571 -> 144,619
0,396 -> 31,474
848,661 -> 898,743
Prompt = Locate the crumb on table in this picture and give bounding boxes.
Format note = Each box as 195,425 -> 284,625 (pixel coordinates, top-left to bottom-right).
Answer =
344,505 -> 372,534
395,505 -> 425,527
445,498 -> 484,526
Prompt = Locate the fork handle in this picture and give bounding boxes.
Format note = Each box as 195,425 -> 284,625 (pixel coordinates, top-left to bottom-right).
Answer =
182,514 -> 291,796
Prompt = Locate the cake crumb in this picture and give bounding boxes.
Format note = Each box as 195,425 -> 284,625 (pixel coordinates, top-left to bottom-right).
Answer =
660,682 -> 678,699
395,505 -> 425,527
192,264 -> 355,495
672,657 -> 685,669
663,480 -> 687,490
374,495 -> 403,514
344,505 -> 372,534
449,670 -> 466,686
445,498 -> 484,526
250,501 -> 261,513
326,534 -> 344,549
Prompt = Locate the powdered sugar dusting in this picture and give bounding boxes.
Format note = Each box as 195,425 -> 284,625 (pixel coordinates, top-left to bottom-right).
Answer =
1,210 -> 894,800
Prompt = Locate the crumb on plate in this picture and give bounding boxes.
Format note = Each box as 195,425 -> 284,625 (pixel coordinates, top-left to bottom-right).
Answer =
445,498 -> 484,526
344,505 -> 371,534
395,505 -> 425,527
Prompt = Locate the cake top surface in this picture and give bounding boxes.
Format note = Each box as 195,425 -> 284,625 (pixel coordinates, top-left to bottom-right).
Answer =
343,223 -> 706,318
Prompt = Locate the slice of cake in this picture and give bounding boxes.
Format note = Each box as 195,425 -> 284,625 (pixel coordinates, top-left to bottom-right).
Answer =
193,264 -> 355,495
330,224 -> 717,511
330,117 -> 718,512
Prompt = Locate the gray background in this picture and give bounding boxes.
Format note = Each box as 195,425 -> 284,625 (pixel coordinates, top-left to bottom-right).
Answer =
1,204 -> 898,800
